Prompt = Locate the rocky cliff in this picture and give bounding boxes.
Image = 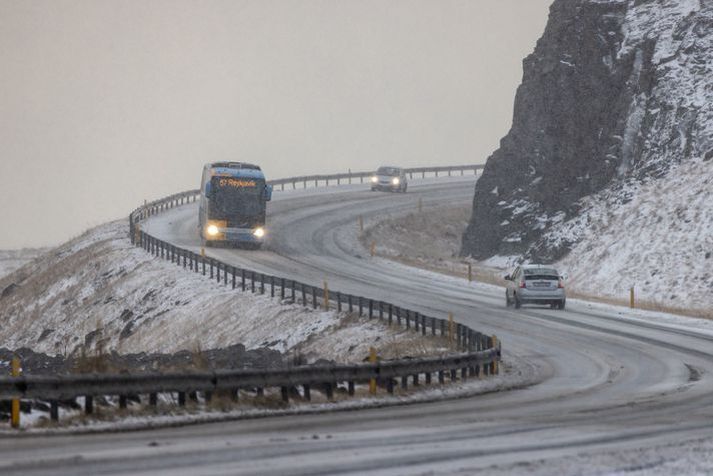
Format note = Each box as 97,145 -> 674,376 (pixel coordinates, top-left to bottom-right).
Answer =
462,0 -> 712,262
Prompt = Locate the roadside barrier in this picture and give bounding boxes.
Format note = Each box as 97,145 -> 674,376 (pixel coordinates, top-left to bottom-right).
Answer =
1,166 -> 498,425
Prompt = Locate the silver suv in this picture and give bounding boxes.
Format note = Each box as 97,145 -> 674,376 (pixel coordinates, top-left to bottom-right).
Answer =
505,264 -> 566,310
370,166 -> 408,193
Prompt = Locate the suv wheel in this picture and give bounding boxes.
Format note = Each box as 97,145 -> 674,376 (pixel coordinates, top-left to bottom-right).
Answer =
514,295 -> 521,309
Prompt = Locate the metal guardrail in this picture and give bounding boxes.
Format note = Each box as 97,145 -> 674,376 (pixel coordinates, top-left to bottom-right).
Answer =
1,165 -> 496,424
267,164 -> 483,190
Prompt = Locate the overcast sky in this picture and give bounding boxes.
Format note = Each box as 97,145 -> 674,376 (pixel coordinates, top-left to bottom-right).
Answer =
0,0 -> 551,249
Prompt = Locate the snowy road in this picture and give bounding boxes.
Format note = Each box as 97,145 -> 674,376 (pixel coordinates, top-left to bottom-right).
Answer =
3,178 -> 713,475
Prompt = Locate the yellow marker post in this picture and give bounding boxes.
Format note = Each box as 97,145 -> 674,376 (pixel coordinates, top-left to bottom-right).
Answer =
369,347 -> 377,395
11,356 -> 20,429
200,247 -> 206,258
630,287 -> 635,308
134,223 -> 141,244
370,241 -> 376,257
467,263 -> 472,283
323,280 -> 329,311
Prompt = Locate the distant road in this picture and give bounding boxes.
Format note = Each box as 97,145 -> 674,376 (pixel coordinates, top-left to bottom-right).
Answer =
3,177 -> 713,475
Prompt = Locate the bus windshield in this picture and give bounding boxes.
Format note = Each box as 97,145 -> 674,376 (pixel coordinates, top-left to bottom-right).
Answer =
210,176 -> 264,216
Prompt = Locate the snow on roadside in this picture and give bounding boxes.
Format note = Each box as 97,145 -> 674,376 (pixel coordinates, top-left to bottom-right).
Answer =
0,220 -> 446,363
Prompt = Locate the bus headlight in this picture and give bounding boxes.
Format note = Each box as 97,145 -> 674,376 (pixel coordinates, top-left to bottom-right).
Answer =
392,177 -> 400,185
253,227 -> 265,238
370,176 -> 378,183
206,224 -> 220,236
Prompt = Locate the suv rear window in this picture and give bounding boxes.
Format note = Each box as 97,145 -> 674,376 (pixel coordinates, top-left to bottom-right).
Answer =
377,167 -> 400,175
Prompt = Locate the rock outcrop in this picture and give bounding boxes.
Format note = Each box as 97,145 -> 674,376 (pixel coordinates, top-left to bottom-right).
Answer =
462,0 -> 712,261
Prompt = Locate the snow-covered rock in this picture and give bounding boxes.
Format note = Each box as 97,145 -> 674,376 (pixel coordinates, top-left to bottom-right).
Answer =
461,0 -> 712,309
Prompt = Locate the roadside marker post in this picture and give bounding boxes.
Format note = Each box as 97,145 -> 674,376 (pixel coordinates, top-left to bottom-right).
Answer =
201,247 -> 206,258
358,216 -> 364,233
467,263 -> 472,283
492,335 -> 499,374
323,280 -> 329,310
11,356 -> 20,429
369,347 -> 377,395
630,287 -> 635,308
370,241 -> 376,257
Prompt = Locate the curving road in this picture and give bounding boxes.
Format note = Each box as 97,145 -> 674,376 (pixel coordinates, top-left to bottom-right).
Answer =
3,178 -> 713,475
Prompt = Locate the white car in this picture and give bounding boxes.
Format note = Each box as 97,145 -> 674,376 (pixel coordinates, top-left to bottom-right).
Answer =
370,166 -> 408,193
505,264 -> 566,310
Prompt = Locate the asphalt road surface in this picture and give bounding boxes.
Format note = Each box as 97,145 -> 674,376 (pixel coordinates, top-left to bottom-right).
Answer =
3,178 -> 713,475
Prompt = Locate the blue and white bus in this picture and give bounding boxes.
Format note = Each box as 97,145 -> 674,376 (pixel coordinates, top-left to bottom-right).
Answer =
198,162 -> 272,249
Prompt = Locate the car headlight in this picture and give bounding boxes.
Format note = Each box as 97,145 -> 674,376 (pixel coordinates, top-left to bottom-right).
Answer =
206,224 -> 220,236
370,176 -> 378,183
392,177 -> 400,185
253,227 -> 265,238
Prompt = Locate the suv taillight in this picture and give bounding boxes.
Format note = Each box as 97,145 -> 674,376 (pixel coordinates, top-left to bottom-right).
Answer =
519,281 -> 526,289
558,279 -> 565,289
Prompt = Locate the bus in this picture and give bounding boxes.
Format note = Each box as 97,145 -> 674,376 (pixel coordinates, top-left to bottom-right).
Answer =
198,162 -> 273,249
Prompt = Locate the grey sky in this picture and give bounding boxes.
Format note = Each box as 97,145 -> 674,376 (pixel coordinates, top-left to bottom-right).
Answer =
0,0 -> 551,249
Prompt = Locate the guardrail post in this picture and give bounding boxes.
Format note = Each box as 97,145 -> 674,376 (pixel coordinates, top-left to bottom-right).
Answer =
389,304 -> 393,326
224,265 -> 228,286
210,259 -> 214,279
291,281 -> 296,302
405,310 -> 410,329
301,284 -> 307,306
303,384 -> 311,401
431,318 -> 436,335
149,393 -> 158,406
468,263 -> 472,282
11,356 -> 21,428
450,368 -> 457,381
358,297 -> 363,316
260,274 -> 265,294
337,292 -> 342,312
312,286 -> 317,309
281,278 -> 286,300
241,269 -> 246,291
378,302 -> 383,320
251,271 -> 256,293
412,374 -> 419,386
50,400 -> 59,421
85,395 -> 94,415
178,392 -> 186,406
271,276 -> 275,297
386,378 -> 394,394
325,383 -> 334,400
348,381 -> 355,396
368,300 -> 373,319
119,395 -> 128,409
281,387 -> 289,403
438,370 -> 445,384
369,347 -> 377,395
425,372 -> 432,384
401,376 -> 408,390
396,307 -> 401,326
232,267 -> 236,289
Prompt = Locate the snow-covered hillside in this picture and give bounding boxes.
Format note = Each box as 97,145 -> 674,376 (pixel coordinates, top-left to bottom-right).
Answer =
0,248 -> 47,280
0,220 -> 446,363
554,156 -> 712,313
